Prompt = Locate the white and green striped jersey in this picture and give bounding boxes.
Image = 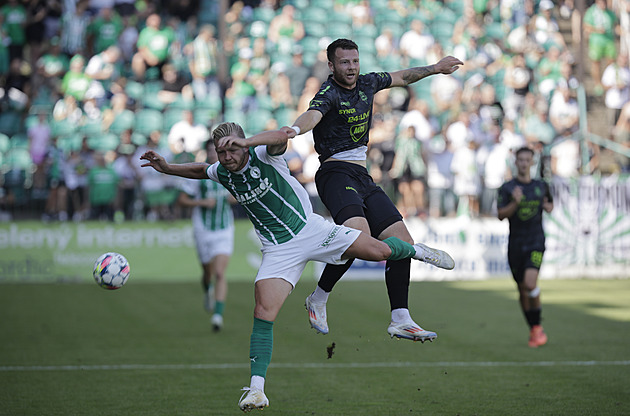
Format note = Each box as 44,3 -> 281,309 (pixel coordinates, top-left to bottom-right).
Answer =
181,178 -> 234,232
206,146 -> 312,245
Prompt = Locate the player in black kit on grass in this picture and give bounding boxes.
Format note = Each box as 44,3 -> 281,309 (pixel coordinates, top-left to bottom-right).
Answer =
282,38 -> 463,342
497,146 -> 554,347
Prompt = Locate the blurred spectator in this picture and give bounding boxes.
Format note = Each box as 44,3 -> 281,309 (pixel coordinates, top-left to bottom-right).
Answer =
52,94 -> 83,126
399,98 -> 438,144
479,123 -> 511,216
399,19 -> 434,65
168,109 -> 209,154
86,7 -> 123,55
477,83 -> 504,131
549,84 -> 579,135
296,76 -> 321,113
0,57 -> 30,112
451,137 -> 480,217
35,37 -> 69,92
226,47 -> 257,113
249,36 -> 271,96
445,111 -> 480,151
520,99 -> 555,147
503,53 -> 533,120
87,151 -> 119,221
157,63 -> 194,105
42,136 -> 68,222
118,15 -> 139,63
426,135 -> 456,218
0,0 -> 27,62
85,45 -> 121,105
24,0 -> 48,66
60,0 -> 90,58
389,125 -> 427,217
185,24 -> 221,100
284,45 -> 310,105
64,137 -> 93,221
28,112 -> 51,189
114,0 -> 136,17
536,45 -> 564,99
133,130 -> 174,221
620,0 -> 630,59
601,53 -> 630,128
531,0 -> 565,50
584,0 -> 618,95
499,118 -> 526,152
60,54 -> 91,102
112,143 -> 139,221
131,13 -> 175,80
550,134 -> 580,178
267,4 -> 304,54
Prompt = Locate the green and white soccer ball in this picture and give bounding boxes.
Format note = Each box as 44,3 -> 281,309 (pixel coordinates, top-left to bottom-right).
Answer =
93,252 -> 130,290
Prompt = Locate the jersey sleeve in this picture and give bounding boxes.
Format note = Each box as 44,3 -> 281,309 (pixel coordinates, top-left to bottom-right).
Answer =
206,162 -> 220,182
307,82 -> 336,116
370,71 -> 393,91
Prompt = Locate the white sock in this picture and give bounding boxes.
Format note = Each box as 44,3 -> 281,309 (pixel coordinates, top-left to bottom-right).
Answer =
391,308 -> 412,323
250,375 -> 265,391
310,285 -> 329,303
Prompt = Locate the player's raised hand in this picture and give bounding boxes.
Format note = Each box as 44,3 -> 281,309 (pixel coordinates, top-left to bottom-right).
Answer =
140,150 -> 168,172
434,56 -> 464,74
217,135 -> 248,149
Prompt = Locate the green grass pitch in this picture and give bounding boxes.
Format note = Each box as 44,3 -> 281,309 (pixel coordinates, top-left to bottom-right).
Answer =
1,278 -> 629,415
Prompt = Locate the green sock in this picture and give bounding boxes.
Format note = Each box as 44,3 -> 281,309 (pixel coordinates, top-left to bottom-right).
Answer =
383,237 -> 416,261
214,301 -> 225,316
250,317 -> 274,378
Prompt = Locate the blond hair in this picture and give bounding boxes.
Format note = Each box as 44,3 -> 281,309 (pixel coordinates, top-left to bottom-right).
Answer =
211,122 -> 246,144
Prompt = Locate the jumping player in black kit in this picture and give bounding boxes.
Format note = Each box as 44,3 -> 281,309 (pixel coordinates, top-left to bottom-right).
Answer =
497,146 -> 554,347
282,38 -> 463,342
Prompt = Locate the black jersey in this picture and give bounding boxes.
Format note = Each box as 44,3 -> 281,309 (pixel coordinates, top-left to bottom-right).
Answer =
497,178 -> 552,248
308,72 -> 392,162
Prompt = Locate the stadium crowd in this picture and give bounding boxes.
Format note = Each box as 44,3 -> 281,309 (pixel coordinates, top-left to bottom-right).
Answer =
0,0 -> 628,222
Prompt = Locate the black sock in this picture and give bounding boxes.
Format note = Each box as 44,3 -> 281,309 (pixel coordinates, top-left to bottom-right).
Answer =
317,259 -> 355,292
385,258 -> 411,310
524,308 -> 542,328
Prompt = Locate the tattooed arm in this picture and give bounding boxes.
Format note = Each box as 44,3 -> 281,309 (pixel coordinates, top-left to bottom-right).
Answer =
389,56 -> 464,88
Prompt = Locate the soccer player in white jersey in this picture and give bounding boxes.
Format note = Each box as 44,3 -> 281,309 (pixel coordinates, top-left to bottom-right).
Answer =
178,140 -> 236,331
140,122 -> 454,413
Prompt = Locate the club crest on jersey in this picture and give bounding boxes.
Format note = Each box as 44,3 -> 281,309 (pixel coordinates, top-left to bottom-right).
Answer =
250,166 -> 261,178
359,91 -> 368,102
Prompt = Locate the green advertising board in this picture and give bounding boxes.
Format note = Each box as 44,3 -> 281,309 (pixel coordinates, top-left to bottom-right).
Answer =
0,220 -> 307,284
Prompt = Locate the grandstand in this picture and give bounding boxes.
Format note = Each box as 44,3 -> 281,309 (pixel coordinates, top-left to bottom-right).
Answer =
0,0 -> 628,223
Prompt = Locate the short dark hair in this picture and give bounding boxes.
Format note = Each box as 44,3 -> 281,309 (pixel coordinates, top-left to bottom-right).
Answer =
515,146 -> 534,157
327,38 -> 358,62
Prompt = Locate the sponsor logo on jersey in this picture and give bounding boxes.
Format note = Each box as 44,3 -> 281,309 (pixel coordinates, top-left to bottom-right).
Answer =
235,177 -> 272,205
350,121 -> 369,142
320,226 -> 341,247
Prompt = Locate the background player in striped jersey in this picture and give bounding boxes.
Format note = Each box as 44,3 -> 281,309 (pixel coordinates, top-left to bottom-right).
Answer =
178,140 -> 236,331
140,122 -> 453,412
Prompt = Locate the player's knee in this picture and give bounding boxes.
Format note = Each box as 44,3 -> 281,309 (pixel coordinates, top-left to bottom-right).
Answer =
528,286 -> 541,298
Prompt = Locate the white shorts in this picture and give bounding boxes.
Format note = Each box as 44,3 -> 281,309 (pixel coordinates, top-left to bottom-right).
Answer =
194,226 -> 235,264
256,214 -> 361,288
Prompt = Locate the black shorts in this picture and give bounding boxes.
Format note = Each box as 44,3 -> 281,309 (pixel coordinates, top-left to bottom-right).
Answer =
315,161 -> 402,238
507,243 -> 544,283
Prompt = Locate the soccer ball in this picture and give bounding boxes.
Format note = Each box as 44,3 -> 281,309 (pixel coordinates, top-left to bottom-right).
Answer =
93,252 -> 130,290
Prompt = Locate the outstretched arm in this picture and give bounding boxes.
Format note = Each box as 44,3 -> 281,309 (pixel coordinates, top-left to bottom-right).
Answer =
140,150 -> 210,179
282,109 -> 323,138
389,56 -> 464,88
216,129 -> 291,155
